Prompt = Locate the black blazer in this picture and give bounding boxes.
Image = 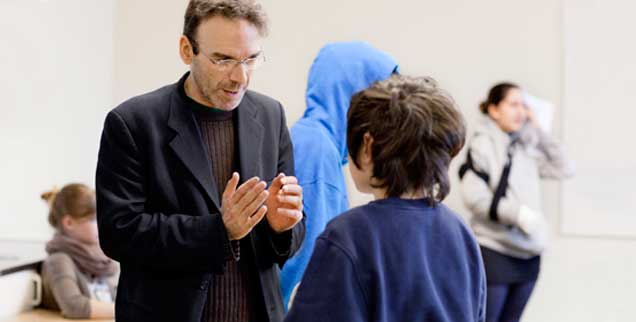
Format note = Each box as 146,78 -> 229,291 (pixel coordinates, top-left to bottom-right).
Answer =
96,74 -> 305,322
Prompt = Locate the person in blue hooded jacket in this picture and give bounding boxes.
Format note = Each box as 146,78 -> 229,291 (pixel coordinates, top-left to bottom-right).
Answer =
279,41 -> 398,307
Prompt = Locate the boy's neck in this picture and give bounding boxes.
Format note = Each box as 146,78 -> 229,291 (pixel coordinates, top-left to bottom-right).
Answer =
371,188 -> 426,200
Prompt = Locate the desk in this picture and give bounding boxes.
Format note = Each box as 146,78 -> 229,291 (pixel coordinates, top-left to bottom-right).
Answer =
1,309 -> 113,322
0,241 -> 47,318
0,240 -> 46,276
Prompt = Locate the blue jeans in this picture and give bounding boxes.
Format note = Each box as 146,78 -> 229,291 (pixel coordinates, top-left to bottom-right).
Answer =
486,280 -> 537,322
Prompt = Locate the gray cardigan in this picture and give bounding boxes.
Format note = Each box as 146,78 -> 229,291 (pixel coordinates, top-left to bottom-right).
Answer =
41,252 -> 117,319
461,116 -> 574,258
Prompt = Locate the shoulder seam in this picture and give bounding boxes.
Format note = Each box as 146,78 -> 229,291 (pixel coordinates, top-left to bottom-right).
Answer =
316,236 -> 370,308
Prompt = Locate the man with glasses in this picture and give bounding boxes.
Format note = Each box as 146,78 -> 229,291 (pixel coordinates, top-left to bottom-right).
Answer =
95,1 -> 305,322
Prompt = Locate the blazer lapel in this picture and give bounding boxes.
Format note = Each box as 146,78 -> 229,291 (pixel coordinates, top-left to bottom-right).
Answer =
237,94 -> 264,182
167,90 -> 221,210
237,95 -> 267,254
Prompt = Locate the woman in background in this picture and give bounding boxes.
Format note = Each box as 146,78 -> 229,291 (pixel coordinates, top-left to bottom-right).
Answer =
40,183 -> 118,319
460,83 -> 574,322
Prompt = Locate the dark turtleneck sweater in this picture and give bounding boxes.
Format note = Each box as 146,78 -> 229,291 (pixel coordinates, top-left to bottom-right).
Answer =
179,78 -> 266,322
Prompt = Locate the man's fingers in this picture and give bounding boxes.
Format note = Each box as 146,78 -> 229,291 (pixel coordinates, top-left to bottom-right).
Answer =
281,183 -> 302,196
279,175 -> 298,186
222,172 -> 240,202
275,208 -> 303,220
241,190 -> 269,220
268,173 -> 285,193
248,206 -> 268,227
277,195 -> 303,209
235,180 -> 266,211
233,177 -> 261,201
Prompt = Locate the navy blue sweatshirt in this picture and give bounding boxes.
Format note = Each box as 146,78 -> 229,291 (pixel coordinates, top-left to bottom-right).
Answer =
285,198 -> 486,322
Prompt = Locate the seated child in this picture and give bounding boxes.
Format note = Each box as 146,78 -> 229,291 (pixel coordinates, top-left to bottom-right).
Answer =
40,183 -> 118,319
284,74 -> 486,322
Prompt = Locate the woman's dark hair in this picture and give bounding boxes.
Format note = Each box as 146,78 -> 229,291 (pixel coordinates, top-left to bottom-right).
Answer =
41,183 -> 96,228
347,74 -> 466,203
183,0 -> 268,55
479,82 -> 520,114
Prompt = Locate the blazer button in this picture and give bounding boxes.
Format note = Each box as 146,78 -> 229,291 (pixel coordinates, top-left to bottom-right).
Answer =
199,280 -> 209,290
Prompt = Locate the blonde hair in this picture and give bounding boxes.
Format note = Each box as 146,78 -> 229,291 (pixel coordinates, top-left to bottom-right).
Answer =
41,183 -> 96,228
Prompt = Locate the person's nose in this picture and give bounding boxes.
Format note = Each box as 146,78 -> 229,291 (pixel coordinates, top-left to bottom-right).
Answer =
229,62 -> 249,85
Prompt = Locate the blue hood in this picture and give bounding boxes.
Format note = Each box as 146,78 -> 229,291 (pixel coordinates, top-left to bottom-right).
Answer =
302,41 -> 399,165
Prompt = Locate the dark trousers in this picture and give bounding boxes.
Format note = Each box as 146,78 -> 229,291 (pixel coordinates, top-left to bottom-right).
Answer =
485,279 -> 537,322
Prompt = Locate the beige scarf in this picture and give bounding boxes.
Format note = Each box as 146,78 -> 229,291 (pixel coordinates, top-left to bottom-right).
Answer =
46,233 -> 118,278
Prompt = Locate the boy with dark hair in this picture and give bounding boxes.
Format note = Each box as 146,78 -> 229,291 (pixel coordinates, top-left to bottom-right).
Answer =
285,75 -> 486,322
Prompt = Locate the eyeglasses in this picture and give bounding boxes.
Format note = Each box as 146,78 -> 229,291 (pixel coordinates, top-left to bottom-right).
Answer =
204,53 -> 266,72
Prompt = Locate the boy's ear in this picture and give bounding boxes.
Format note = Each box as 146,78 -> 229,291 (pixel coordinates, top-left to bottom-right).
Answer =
361,132 -> 374,166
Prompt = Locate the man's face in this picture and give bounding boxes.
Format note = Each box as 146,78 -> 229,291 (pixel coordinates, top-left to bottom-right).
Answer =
188,17 -> 262,110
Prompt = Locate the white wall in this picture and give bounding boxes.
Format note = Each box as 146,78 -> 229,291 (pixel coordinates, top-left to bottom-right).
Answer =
561,0 -> 636,238
2,0 -> 634,321
112,0 -> 186,105
0,0 -> 114,241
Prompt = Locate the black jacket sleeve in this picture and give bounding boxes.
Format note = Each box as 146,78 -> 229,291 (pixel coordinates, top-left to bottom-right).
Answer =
96,111 -> 229,273
265,103 -> 306,267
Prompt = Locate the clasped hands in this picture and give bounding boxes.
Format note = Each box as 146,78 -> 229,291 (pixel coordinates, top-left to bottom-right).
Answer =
221,172 -> 303,240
